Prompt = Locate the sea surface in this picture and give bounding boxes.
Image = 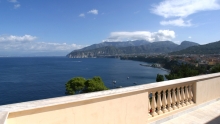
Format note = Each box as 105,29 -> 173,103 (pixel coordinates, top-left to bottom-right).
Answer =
0,57 -> 168,105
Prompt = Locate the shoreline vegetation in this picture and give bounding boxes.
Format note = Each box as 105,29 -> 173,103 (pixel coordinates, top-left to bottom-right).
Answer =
120,55 -> 220,81
120,55 -> 175,70
139,63 -> 170,73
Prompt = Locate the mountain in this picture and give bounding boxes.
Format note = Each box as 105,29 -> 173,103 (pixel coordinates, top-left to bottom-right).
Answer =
67,41 -> 199,58
171,40 -> 220,55
77,40 -> 151,51
69,46 -> 124,58
67,41 -> 175,58
175,41 -> 200,50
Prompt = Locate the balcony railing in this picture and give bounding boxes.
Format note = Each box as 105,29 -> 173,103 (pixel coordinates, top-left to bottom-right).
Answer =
148,83 -> 194,117
0,72 -> 220,124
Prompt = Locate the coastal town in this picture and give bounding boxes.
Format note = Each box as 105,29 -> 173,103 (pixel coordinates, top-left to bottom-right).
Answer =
167,54 -> 220,66
122,54 -> 220,67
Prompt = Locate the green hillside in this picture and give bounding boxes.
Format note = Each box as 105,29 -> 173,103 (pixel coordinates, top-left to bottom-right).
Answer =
171,40 -> 220,55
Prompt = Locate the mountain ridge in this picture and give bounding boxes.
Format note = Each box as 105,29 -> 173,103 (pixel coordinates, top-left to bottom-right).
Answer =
67,40 -> 199,58
76,40 -> 151,51
170,40 -> 220,55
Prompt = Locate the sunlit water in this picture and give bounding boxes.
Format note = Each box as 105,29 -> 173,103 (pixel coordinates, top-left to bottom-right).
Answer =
0,57 -> 168,105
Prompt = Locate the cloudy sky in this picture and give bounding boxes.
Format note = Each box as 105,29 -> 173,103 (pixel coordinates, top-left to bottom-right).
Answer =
1,0 -> 220,56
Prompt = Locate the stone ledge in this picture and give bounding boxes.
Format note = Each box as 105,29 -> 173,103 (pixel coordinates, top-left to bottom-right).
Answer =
0,111 -> 8,124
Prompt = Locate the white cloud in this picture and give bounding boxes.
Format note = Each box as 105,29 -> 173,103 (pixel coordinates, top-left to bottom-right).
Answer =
188,36 -> 192,39
152,0 -> 220,27
88,9 -> 98,15
79,13 -> 85,17
8,0 -> 21,9
0,35 -> 37,42
8,0 -> 17,3
0,35 -> 83,56
21,42 -> 83,52
14,4 -> 20,9
103,30 -> 175,42
152,0 -> 220,18
160,18 -> 192,27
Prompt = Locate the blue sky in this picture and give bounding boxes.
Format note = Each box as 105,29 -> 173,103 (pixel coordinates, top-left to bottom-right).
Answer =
1,0 -> 220,56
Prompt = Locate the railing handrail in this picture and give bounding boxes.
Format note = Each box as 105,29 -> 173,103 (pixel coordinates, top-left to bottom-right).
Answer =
146,73 -> 220,91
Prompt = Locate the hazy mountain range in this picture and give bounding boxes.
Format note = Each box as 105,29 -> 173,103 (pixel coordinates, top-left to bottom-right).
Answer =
67,40 -> 199,58
77,40 -> 151,51
170,40 -> 220,55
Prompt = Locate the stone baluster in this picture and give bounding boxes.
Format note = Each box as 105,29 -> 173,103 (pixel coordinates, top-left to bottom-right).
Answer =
157,90 -> 163,115
185,85 -> 190,105
171,88 -> 177,110
189,84 -> 194,104
151,92 -> 157,117
176,87 -> 182,108
167,88 -> 172,112
162,89 -> 168,113
181,86 -> 186,107
148,97 -> 152,117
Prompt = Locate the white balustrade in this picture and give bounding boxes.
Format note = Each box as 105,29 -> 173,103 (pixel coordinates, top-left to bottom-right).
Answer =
181,86 -> 186,107
167,88 -> 172,112
171,88 -> 177,110
151,92 -> 157,117
148,98 -> 152,117
148,83 -> 194,117
176,87 -> 181,108
162,90 -> 168,113
189,84 -> 193,104
185,85 -> 190,105
157,91 -> 163,115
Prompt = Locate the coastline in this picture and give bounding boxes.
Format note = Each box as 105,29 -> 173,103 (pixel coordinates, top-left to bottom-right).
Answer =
140,63 -> 170,73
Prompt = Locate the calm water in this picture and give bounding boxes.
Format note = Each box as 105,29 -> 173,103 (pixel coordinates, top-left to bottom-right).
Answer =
0,57 -> 167,105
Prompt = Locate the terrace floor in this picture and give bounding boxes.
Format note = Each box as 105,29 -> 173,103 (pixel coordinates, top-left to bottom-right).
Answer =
162,100 -> 220,124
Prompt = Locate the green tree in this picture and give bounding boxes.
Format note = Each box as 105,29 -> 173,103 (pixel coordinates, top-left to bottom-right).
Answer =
156,74 -> 164,82
210,64 -> 220,73
84,76 -> 108,93
65,77 -> 86,95
65,76 -> 108,95
165,64 -> 200,80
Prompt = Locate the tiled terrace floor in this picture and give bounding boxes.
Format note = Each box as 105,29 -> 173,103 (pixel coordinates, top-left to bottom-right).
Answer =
162,100 -> 220,124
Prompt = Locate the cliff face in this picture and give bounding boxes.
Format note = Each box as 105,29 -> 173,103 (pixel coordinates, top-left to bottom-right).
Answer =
67,46 -> 123,58
67,41 -> 200,58
77,40 -> 151,51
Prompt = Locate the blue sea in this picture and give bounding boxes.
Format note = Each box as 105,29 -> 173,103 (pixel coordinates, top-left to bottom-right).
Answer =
0,57 -> 168,105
